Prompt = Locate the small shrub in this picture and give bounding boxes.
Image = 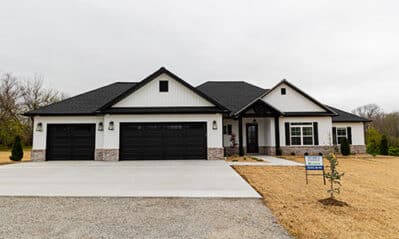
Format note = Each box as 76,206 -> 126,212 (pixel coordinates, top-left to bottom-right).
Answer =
340,138 -> 351,156
379,135 -> 389,155
388,147 -> 399,156
9,136 -> 23,161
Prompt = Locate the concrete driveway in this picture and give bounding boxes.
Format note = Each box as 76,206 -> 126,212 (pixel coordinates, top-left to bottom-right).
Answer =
0,160 -> 260,198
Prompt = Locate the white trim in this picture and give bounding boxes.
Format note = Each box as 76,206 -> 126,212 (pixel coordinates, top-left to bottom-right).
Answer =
289,122 -> 314,146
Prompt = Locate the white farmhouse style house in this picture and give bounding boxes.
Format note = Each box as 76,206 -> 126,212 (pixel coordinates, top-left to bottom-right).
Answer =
25,67 -> 369,161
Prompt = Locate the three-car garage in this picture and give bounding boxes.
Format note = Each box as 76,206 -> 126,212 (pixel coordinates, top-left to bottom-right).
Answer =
45,122 -> 208,161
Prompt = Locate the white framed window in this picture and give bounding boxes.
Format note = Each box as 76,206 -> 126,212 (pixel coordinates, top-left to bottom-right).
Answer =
336,127 -> 347,144
290,123 -> 314,146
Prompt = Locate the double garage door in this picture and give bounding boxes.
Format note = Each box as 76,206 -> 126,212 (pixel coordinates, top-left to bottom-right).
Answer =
46,123 -> 207,160
120,123 -> 207,160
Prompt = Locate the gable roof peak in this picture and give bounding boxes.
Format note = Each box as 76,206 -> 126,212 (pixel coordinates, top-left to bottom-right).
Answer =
99,67 -> 228,112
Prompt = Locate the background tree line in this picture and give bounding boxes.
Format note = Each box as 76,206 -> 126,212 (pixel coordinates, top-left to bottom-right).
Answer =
0,73 -> 65,148
352,104 -> 399,156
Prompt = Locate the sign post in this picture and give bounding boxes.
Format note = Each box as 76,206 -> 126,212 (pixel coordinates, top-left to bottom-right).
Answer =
304,155 -> 326,185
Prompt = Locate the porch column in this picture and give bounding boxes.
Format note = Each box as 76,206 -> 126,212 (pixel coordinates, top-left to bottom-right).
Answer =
238,115 -> 244,156
274,116 -> 280,153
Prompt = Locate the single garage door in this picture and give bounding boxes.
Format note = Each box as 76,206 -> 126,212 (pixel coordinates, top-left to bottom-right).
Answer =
120,122 -> 207,160
46,124 -> 95,160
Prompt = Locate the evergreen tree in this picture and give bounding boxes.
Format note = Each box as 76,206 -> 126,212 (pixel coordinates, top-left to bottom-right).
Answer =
340,138 -> 351,156
9,136 -> 23,161
380,135 -> 389,155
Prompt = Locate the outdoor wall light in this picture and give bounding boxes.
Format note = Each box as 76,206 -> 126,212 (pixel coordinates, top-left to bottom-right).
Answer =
252,119 -> 257,124
108,121 -> 114,130
36,122 -> 43,132
98,122 -> 104,131
212,120 -> 217,130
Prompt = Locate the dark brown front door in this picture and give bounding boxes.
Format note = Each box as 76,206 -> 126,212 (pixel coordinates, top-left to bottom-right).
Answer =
246,123 -> 259,153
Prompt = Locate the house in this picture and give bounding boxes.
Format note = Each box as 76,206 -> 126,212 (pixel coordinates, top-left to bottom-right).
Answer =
25,67 -> 369,161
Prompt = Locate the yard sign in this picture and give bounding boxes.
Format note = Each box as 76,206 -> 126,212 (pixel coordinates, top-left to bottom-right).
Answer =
304,156 -> 326,185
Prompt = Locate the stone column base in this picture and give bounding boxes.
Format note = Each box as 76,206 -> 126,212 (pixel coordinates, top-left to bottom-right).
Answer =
207,148 -> 224,160
31,150 -> 46,161
95,149 -> 119,161
350,145 -> 366,154
259,146 -> 276,155
225,147 -> 239,156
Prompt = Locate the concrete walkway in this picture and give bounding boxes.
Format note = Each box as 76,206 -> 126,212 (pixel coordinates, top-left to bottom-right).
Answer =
0,160 -> 260,198
228,155 -> 304,166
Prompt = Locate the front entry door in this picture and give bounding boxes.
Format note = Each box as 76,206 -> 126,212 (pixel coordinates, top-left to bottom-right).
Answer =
246,123 -> 259,153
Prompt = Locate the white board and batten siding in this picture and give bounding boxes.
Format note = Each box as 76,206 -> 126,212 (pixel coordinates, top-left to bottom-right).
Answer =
332,122 -> 365,145
279,116 -> 333,147
103,114 -> 223,149
262,83 -> 325,112
32,116 -> 104,150
113,73 -> 214,108
32,114 -> 224,151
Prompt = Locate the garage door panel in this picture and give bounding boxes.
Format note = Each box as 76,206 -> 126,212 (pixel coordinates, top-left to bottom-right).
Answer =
120,122 -> 206,160
47,124 -> 95,160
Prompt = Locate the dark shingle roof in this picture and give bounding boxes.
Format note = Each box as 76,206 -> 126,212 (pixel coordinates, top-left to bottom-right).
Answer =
24,82 -> 137,116
196,81 -> 267,115
328,106 -> 370,122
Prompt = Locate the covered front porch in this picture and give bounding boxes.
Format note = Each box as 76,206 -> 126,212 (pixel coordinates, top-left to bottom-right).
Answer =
222,100 -> 282,156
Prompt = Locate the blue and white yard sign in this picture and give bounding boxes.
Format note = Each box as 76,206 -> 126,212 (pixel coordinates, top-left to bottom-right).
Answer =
305,156 -> 324,170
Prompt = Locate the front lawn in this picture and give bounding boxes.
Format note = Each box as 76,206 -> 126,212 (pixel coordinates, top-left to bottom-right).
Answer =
233,155 -> 399,239
0,150 -> 31,164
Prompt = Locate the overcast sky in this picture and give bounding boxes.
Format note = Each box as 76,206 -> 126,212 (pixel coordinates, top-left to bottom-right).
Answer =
1,0 -> 398,112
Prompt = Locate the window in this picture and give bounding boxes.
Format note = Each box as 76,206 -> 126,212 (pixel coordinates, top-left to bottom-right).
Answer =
290,127 -> 301,145
159,81 -> 168,92
302,127 -> 313,145
290,123 -> 314,145
281,88 -> 286,95
223,124 -> 232,135
336,127 -> 347,144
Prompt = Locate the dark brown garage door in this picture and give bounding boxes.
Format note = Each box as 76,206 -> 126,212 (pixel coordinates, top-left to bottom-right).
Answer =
46,124 -> 95,160
120,123 -> 207,160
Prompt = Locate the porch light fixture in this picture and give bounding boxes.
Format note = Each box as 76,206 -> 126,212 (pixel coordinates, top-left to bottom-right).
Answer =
98,122 -> 104,131
252,119 -> 257,124
36,122 -> 43,132
212,120 -> 217,130
108,121 -> 114,130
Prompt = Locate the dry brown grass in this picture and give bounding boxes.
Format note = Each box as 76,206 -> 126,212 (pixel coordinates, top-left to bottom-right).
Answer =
234,155 -> 399,239
0,150 -> 31,165
225,155 -> 266,162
